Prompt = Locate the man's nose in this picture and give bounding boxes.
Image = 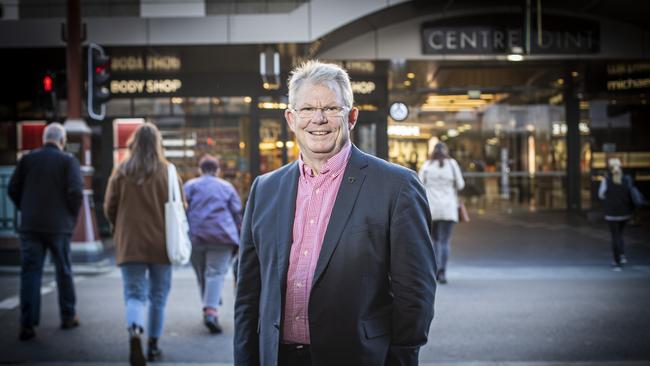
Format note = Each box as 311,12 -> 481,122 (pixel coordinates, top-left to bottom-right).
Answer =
312,109 -> 328,123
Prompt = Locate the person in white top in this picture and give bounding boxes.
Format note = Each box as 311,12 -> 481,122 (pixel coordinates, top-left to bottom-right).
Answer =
418,142 -> 465,284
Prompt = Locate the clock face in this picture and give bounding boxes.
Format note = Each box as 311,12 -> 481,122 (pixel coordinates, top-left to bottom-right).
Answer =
390,102 -> 408,121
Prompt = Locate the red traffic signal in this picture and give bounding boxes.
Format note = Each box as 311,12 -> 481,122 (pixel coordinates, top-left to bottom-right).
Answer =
43,74 -> 53,93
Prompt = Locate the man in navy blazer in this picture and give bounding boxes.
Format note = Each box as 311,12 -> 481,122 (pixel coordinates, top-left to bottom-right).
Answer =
8,122 -> 83,341
235,61 -> 436,366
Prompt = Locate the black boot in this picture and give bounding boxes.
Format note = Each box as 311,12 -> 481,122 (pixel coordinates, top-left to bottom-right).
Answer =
147,337 -> 163,362
128,324 -> 146,366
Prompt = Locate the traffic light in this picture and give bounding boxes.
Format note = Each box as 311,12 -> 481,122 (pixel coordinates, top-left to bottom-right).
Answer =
87,43 -> 110,120
43,74 -> 54,93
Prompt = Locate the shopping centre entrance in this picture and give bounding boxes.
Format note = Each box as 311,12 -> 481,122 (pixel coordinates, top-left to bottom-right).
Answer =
385,60 -> 591,212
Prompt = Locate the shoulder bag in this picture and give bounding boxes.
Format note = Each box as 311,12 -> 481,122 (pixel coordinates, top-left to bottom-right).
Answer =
165,163 -> 192,266
451,159 -> 470,223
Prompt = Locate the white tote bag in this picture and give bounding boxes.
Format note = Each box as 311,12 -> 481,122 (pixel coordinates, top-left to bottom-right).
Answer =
165,163 -> 191,266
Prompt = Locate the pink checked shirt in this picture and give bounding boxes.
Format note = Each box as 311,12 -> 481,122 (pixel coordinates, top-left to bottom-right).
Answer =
281,142 -> 352,344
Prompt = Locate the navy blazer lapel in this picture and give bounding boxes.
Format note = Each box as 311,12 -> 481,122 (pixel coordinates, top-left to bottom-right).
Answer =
277,162 -> 300,286
311,146 -> 368,290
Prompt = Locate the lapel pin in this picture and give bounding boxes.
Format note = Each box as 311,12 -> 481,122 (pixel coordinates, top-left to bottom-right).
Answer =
348,176 -> 356,183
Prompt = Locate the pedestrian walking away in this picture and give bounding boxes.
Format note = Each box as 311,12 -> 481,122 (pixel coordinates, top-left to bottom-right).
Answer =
104,122 -> 184,365
8,122 -> 83,342
234,60 -> 436,366
184,154 -> 242,334
598,157 -> 636,271
418,142 -> 465,284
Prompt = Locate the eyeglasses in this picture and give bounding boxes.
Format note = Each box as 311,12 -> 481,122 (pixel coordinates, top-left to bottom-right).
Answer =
293,106 -> 346,119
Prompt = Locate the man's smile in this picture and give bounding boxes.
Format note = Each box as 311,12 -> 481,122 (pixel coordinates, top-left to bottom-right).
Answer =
307,130 -> 332,136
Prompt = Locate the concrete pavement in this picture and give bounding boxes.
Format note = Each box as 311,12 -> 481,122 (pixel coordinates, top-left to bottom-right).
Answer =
0,210 -> 649,365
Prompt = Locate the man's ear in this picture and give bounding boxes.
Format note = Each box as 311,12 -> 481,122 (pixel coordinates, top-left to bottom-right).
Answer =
347,107 -> 359,131
285,108 -> 297,133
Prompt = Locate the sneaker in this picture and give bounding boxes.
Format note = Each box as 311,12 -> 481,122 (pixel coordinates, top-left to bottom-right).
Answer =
204,314 -> 223,334
128,325 -> 146,366
19,326 -> 36,341
620,255 -> 627,265
61,316 -> 80,330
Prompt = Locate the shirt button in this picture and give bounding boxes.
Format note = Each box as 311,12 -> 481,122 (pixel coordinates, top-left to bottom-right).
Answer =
303,250 -> 309,256
315,188 -> 320,194
295,316 -> 300,320
309,219 -> 315,224
296,282 -> 302,288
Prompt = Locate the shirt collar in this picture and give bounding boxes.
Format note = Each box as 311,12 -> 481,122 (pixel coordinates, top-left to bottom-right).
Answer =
298,141 -> 351,180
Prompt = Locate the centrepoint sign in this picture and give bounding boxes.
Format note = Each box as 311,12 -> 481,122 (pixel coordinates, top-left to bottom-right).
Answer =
421,14 -> 599,55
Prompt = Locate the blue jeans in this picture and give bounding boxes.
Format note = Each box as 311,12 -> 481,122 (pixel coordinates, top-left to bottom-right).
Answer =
19,232 -> 76,327
432,220 -> 455,271
190,244 -> 234,311
120,263 -> 172,338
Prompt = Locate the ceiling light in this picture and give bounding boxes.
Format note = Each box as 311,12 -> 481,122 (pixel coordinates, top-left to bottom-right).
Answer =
507,46 -> 524,62
407,72 -> 415,79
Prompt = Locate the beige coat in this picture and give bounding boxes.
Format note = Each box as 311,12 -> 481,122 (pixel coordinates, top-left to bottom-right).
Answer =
418,158 -> 465,222
103,163 -> 184,265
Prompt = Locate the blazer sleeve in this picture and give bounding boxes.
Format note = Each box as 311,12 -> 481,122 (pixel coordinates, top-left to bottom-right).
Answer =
66,156 -> 84,217
387,171 -> 437,366
8,160 -> 24,208
234,177 -> 261,366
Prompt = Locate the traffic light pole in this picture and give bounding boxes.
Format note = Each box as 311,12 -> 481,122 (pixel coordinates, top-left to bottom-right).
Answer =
64,0 -> 103,262
65,0 -> 82,119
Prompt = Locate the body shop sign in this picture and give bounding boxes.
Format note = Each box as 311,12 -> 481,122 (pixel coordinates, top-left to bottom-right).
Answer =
110,79 -> 182,94
422,14 -> 599,55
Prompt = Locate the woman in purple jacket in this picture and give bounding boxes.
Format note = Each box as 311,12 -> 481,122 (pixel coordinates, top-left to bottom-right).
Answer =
184,155 -> 242,333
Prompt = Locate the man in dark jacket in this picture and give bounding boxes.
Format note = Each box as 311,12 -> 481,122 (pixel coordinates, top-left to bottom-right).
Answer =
8,122 -> 83,341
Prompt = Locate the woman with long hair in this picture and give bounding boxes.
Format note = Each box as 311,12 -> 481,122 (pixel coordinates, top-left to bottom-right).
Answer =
418,142 -> 464,284
104,122 -> 183,365
598,158 -> 635,271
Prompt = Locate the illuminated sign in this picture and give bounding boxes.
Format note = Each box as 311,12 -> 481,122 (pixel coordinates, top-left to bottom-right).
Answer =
606,62 -> 650,91
111,56 -> 181,72
110,79 -> 183,94
351,81 -> 376,94
422,14 -> 599,55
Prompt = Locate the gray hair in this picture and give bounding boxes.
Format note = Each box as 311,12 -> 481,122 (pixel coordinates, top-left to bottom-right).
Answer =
288,60 -> 354,109
43,123 -> 66,144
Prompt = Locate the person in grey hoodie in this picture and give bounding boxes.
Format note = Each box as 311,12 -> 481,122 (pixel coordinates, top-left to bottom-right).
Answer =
184,154 -> 242,333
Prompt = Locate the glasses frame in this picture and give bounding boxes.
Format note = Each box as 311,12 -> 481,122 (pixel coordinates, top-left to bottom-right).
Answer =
291,106 -> 348,119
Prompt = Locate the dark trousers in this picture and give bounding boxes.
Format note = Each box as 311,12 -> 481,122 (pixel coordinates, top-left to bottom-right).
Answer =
19,232 -> 76,327
432,220 -> 455,271
278,344 -> 312,366
607,220 -> 627,265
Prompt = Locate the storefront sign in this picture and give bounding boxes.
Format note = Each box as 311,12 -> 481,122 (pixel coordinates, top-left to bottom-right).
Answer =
605,62 -> 650,92
351,81 -> 376,94
110,79 -> 183,94
111,55 -> 181,72
586,61 -> 650,93
421,14 -> 599,55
